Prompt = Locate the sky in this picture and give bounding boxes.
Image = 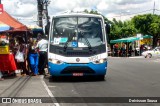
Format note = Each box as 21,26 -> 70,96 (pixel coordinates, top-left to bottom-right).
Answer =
1,0 -> 160,26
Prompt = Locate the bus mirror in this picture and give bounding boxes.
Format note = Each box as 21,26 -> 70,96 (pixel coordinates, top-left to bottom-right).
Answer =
45,21 -> 50,36
105,22 -> 110,34
105,22 -> 110,43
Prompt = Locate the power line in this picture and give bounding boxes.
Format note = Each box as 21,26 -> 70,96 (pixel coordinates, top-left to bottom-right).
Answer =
108,8 -> 160,20
108,9 -> 153,18
155,9 -> 160,11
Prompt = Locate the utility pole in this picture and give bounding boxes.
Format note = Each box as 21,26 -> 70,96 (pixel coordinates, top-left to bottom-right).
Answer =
153,1 -> 155,14
37,0 -> 50,27
37,0 -> 43,27
43,0 -> 49,23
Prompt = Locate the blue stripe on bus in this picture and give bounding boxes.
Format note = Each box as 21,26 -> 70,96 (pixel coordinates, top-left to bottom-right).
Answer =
48,62 -> 107,76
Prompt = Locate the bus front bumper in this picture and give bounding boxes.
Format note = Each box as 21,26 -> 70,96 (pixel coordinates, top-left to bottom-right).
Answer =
48,62 -> 107,76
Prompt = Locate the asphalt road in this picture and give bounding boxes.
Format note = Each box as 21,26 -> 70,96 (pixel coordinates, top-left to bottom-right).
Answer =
44,57 -> 160,106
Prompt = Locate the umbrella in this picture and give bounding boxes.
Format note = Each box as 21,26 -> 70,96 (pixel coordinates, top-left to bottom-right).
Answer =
0,21 -> 12,32
27,25 -> 43,32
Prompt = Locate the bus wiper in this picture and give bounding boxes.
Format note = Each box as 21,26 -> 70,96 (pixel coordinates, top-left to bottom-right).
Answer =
63,40 -> 69,52
63,34 -> 73,52
79,32 -> 92,51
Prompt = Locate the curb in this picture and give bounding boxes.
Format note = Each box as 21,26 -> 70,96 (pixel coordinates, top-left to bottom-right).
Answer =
109,56 -> 144,58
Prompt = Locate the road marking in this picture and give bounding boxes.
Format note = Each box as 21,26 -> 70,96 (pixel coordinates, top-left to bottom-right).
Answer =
40,75 -> 60,106
48,85 -> 57,88
129,56 -> 144,58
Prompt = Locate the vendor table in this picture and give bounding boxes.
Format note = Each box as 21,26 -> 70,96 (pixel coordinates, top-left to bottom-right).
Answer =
0,54 -> 17,71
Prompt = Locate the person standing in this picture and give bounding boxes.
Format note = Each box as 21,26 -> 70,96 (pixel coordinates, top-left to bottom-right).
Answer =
36,35 -> 48,75
28,39 -> 39,76
129,45 -> 133,57
15,37 -> 28,75
140,45 -> 144,56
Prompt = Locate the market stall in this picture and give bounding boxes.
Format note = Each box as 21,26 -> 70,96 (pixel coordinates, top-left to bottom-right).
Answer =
110,35 -> 153,57
0,21 -> 12,32
0,11 -> 29,75
0,35 -> 17,74
27,25 -> 43,38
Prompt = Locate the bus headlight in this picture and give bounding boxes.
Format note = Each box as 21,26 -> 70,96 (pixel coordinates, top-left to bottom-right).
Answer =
93,58 -> 107,64
48,58 -> 63,64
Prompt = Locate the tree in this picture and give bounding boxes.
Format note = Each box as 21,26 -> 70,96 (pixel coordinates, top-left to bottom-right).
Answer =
110,18 -> 137,40
132,14 -> 160,47
121,21 -> 137,38
84,9 -> 89,13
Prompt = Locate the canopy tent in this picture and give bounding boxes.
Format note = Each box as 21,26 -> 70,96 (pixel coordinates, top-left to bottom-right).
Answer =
142,35 -> 153,39
110,35 -> 153,43
110,37 -> 139,43
27,25 -> 44,38
27,25 -> 43,32
0,11 -> 28,32
0,21 -> 12,32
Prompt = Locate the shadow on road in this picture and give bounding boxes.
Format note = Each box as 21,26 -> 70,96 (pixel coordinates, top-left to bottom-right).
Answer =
44,76 -> 106,83
2,72 -> 17,79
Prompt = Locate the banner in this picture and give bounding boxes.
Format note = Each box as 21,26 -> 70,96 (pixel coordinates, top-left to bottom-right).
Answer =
0,4 -> 3,13
0,97 -> 160,103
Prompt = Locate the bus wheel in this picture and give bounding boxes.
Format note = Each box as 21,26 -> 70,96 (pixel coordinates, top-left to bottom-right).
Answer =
147,53 -> 152,58
49,76 -> 54,82
97,75 -> 105,81
49,76 -> 59,82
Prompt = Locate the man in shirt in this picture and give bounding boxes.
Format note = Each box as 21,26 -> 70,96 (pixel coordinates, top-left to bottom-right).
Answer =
36,34 -> 48,75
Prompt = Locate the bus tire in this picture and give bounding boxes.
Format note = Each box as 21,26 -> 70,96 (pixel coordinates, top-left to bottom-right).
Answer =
50,76 -> 59,81
49,76 -> 55,82
97,75 -> 105,81
147,53 -> 152,58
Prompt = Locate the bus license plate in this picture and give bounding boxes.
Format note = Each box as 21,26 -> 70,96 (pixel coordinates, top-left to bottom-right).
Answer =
73,73 -> 83,76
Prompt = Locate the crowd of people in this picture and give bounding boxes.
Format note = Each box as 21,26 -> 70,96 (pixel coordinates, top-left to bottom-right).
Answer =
0,33 -> 48,81
112,44 -> 130,57
112,43 -> 149,57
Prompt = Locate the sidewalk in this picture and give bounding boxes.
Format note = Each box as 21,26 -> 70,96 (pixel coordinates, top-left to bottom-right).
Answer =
0,75 -> 58,106
108,56 -> 144,58
129,56 -> 144,58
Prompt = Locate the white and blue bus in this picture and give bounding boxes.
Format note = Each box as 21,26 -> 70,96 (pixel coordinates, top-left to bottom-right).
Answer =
47,13 -> 109,79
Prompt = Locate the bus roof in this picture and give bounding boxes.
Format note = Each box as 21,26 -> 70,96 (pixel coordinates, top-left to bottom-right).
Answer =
52,12 -> 103,19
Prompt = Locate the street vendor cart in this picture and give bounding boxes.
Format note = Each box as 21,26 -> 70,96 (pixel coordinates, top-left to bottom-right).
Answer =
0,35 -> 17,75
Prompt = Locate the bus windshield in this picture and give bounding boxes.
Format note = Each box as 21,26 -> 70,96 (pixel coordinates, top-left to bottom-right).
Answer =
50,17 -> 104,48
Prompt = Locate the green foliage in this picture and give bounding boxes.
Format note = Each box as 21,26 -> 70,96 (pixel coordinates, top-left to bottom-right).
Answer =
84,9 -> 100,15
84,9 -> 89,13
110,19 -> 137,41
132,14 -> 160,47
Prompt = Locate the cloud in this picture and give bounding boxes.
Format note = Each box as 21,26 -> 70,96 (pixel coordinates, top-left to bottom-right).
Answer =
96,1 -> 109,11
48,0 -> 100,14
2,0 -> 37,17
113,0 -> 150,5
1,0 -> 160,25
